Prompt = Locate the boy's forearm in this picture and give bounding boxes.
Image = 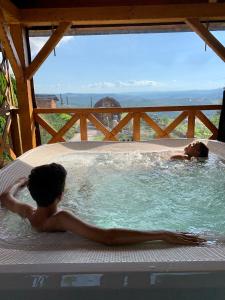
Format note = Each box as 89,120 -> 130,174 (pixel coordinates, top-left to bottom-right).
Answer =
0,192 -> 15,210
8,181 -> 26,196
102,228 -> 165,245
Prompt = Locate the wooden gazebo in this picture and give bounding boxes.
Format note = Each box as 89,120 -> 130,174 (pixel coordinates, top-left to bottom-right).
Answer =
1,0 -> 225,159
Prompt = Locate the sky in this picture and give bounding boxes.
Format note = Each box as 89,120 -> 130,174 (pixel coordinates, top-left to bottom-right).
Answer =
30,31 -> 225,94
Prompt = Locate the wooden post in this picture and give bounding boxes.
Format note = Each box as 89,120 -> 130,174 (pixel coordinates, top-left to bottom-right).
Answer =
10,24 -> 36,152
10,109 -> 22,156
217,90 -> 225,142
133,112 -> 141,141
187,111 -> 195,138
80,114 -> 88,141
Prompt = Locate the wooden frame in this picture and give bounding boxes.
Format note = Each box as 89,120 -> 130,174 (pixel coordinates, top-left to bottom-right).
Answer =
16,3 -> 225,26
0,13 -> 71,152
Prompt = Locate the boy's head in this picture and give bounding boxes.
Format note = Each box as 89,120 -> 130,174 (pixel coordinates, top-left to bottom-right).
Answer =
184,141 -> 209,158
28,163 -> 67,207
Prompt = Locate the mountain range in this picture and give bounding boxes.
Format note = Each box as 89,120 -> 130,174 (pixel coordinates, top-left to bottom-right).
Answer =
57,88 -> 224,108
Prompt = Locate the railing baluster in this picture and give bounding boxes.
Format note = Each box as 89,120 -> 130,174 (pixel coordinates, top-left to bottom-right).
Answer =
187,111 -> 195,138
133,112 -> 141,141
80,114 -> 88,141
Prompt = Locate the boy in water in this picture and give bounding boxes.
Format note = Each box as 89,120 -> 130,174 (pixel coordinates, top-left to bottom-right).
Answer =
170,141 -> 209,161
0,163 -> 204,246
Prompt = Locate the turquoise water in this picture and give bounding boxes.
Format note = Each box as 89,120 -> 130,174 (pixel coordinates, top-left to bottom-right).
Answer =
2,151 -> 225,239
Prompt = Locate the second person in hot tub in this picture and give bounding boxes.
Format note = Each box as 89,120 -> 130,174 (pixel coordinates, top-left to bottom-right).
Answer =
170,141 -> 209,160
0,163 -> 205,246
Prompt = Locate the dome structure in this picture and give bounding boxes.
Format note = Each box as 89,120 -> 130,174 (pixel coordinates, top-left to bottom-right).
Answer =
94,97 -> 121,127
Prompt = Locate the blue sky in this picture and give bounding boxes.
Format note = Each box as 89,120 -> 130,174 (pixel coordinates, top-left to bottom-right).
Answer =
30,31 -> 225,93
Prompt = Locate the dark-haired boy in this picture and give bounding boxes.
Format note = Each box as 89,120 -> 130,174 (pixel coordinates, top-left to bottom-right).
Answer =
170,141 -> 209,160
0,163 -> 205,246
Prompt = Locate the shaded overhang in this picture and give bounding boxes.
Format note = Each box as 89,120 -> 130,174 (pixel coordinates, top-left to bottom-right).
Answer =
1,0 -> 225,36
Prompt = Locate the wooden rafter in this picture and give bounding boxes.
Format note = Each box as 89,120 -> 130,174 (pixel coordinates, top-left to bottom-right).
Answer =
0,0 -> 20,22
17,3 -> 225,26
185,18 -> 225,63
26,22 -> 71,79
0,10 -> 22,78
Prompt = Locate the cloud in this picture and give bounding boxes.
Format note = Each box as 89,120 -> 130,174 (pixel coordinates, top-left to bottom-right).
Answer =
118,80 -> 158,87
83,80 -> 158,90
30,36 -> 74,57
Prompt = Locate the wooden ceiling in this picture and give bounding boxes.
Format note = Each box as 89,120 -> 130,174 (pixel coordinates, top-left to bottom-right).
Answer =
10,0 -> 225,9
1,0 -> 225,35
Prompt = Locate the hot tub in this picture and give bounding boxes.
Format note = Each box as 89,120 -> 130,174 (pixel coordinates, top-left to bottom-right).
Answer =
1,139 -> 225,300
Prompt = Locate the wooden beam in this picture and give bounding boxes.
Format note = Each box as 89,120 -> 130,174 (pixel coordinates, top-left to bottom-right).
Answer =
0,0 -> 20,22
34,105 -> 221,114
19,3 -> 225,26
0,10 -> 23,78
10,25 -> 37,151
26,22 -> 71,79
185,18 -> 225,62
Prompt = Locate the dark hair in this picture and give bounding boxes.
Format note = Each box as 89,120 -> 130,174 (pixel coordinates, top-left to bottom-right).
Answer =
198,142 -> 209,158
28,163 -> 67,207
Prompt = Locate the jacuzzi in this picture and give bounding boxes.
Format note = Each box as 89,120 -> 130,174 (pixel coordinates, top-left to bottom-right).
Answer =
1,139 -> 225,300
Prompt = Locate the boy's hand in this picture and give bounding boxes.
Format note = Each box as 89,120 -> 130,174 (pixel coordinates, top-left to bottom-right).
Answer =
15,177 -> 28,189
163,231 -> 206,245
1,177 -> 28,196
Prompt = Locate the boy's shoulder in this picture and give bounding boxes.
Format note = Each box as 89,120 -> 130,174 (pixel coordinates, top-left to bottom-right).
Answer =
32,210 -> 70,232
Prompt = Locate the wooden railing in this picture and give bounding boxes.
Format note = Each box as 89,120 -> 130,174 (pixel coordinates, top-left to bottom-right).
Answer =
34,105 -> 221,143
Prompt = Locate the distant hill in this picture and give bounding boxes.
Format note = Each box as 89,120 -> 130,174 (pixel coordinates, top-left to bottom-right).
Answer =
57,89 -> 223,108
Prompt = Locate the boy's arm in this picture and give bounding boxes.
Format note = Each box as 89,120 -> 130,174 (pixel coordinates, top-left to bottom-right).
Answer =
43,211 -> 205,246
0,179 -> 34,219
